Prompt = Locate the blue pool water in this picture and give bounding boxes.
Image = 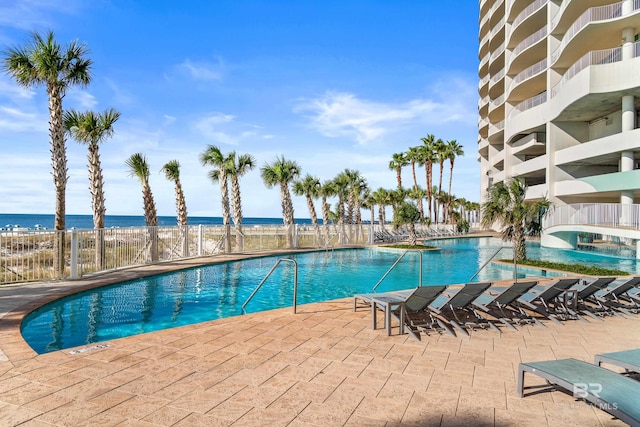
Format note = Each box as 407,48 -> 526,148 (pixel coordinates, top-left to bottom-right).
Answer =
21,237 -> 640,354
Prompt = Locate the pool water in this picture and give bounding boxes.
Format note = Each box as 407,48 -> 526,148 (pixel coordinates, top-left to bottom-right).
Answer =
21,237 -> 640,353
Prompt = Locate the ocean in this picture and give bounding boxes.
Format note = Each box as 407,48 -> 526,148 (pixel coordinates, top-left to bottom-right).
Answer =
0,213 -> 315,230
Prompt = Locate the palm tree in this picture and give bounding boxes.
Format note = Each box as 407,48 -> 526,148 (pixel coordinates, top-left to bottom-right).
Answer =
388,152 -> 408,189
3,30 -> 92,274
319,181 -> 336,245
260,156 -> 301,248
200,145 -> 232,253
372,188 -> 391,230
227,151 -> 256,252
293,174 -> 322,246
63,108 -> 120,269
341,169 -> 368,243
445,139 -> 464,223
406,145 -> 425,217
407,186 -> 427,220
433,138 -> 447,224
481,178 -> 550,261
420,134 -> 436,222
331,171 -> 351,243
161,160 -> 189,256
393,202 -> 421,246
125,153 -> 159,261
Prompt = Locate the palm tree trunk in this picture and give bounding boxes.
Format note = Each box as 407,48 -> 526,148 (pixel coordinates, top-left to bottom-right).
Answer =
281,184 -> 295,248
88,144 -> 106,269
49,85 -> 67,275
409,223 -> 417,246
142,184 -> 159,262
447,161 -> 454,224
514,228 -> 527,262
174,180 -> 189,256
230,176 -> 244,252
305,195 -> 321,246
437,161 -> 444,224
220,172 -> 232,253
425,163 -> 432,222
338,196 -> 346,244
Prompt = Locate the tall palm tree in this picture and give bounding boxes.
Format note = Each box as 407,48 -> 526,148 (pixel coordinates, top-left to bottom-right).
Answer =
226,151 -> 256,252
433,138 -> 447,224
125,153 -> 159,261
200,145 -> 232,253
261,156 -> 300,248
481,178 -> 550,261
388,152 -> 408,189
372,188 -> 391,230
445,139 -> 464,223
63,108 -> 120,269
406,145 -> 425,218
331,171 -> 351,243
420,134 -> 436,222
3,30 -> 92,274
161,160 -> 189,256
293,174 -> 322,246
319,181 -> 336,245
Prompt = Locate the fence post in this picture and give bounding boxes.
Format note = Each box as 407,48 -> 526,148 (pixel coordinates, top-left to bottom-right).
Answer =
198,225 -> 203,256
69,229 -> 79,280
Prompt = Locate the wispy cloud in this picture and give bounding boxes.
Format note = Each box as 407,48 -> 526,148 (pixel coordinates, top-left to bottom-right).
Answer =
179,57 -> 225,82
0,0 -> 83,31
192,112 -> 259,146
67,89 -> 98,109
295,78 -> 477,145
0,77 -> 36,100
0,106 -> 47,133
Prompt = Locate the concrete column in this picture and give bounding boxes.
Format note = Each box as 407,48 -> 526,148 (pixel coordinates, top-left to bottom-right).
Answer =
622,27 -> 634,60
622,0 -> 633,16
622,95 -> 636,132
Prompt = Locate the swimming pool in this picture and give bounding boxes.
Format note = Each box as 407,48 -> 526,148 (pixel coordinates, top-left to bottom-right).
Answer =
21,237 -> 640,353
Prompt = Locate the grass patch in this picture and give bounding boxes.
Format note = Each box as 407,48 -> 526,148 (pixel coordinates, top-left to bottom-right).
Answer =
383,244 -> 438,250
499,259 -> 628,276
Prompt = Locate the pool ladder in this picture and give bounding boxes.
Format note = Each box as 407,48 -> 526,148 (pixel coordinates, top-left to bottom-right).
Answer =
372,250 -> 424,292
242,258 -> 299,314
468,246 -> 518,282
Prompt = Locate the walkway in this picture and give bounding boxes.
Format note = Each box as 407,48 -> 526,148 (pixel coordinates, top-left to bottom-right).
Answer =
0,259 -> 638,426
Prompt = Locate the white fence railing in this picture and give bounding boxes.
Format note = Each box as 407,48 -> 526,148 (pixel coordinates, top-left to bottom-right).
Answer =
551,47 -> 622,98
0,223 -> 373,285
543,203 -> 640,230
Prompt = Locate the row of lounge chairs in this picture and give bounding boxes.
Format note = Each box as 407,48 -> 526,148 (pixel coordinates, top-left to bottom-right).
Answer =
353,276 -> 640,340
519,349 -> 640,426
373,227 -> 461,243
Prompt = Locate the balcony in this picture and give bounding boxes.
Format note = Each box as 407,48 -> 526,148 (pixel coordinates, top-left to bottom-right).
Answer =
511,91 -> 547,116
508,58 -> 547,101
550,1 -> 640,66
509,0 -> 548,49
508,26 -> 547,74
550,47 -> 621,98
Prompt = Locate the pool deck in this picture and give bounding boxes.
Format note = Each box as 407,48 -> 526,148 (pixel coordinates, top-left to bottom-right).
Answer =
1,255 -> 639,426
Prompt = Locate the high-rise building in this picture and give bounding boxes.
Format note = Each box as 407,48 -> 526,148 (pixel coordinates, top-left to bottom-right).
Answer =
478,0 -> 640,212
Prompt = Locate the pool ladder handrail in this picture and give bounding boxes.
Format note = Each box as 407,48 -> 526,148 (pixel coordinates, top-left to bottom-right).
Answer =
241,258 -> 299,314
372,250 -> 423,292
468,246 -> 518,282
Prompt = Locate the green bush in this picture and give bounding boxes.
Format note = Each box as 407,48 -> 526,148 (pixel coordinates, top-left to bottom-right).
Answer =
499,259 -> 628,276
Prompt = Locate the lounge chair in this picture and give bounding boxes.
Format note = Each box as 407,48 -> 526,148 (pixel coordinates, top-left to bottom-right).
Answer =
371,285 -> 452,340
595,277 -> 640,316
518,358 -> 640,426
595,348 -> 640,373
428,282 -> 495,336
472,281 -> 540,329
517,278 -> 581,323
574,277 -> 618,319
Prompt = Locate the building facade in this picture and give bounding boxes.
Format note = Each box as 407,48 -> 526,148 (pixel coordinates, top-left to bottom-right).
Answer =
478,0 -> 640,211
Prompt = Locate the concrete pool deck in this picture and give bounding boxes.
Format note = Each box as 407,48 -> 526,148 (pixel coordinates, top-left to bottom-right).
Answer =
0,255 -> 638,426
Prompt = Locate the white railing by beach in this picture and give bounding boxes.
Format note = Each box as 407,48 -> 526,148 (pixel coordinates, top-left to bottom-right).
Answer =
543,203 -> 640,230
510,90 -> 547,116
551,2 -> 625,64
635,40 -> 640,58
512,0 -> 547,32
509,58 -> 547,93
550,47 -> 622,98
0,223 -> 372,285
511,25 -> 547,59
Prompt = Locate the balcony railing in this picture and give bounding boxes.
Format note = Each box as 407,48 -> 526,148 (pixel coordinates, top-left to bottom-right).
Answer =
490,67 -> 505,84
490,41 -> 506,62
512,0 -> 548,32
490,94 -> 505,109
550,47 -> 622,98
544,203 -> 640,230
490,16 -> 506,38
509,58 -> 547,93
511,25 -> 547,59
512,91 -> 547,114
551,2 -> 626,64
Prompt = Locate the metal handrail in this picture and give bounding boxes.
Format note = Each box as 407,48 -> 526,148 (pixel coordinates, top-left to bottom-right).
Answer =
468,246 -> 508,283
242,258 -> 299,314
372,250 -> 423,292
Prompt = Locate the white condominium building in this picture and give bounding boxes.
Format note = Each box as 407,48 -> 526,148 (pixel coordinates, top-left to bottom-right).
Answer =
478,0 -> 640,209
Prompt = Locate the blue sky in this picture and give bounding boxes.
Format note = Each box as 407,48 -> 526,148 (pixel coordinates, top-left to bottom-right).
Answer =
0,0 -> 480,219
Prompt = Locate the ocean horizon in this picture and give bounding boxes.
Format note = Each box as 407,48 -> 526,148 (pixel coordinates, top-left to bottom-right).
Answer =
0,213 -> 317,230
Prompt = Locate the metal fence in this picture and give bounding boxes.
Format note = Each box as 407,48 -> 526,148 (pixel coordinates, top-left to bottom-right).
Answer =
0,223 -> 372,285
543,203 -> 640,230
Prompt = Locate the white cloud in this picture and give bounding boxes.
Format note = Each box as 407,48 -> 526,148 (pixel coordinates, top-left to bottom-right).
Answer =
192,113 -> 260,146
295,78 -> 478,145
179,58 -> 225,82
0,106 -> 47,133
0,0 -> 83,30
0,77 -> 36,100
67,89 -> 98,109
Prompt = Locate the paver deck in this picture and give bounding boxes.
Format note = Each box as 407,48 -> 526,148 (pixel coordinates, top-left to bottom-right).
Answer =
1,256 -> 639,426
